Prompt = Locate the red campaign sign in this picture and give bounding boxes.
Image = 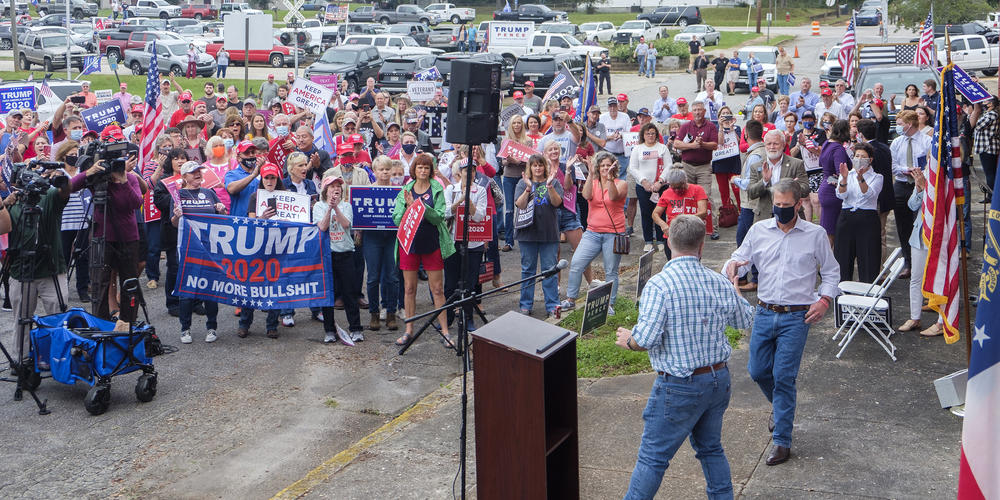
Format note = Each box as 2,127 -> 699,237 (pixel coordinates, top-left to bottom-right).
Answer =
142,190 -> 160,222
161,174 -> 183,207
267,136 -> 297,168
200,167 -> 223,189
453,205 -> 493,242
396,200 -> 426,255
495,139 -> 538,163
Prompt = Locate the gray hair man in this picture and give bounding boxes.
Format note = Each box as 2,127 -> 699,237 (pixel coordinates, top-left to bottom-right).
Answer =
617,214 -> 754,498
723,178 -> 840,467
747,130 -> 808,223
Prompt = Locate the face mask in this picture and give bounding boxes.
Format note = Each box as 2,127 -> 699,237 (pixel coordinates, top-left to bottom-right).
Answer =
65,155 -> 78,166
223,138 -> 234,150
802,121 -> 814,130
212,145 -> 225,157
895,124 -> 905,136
773,205 -> 797,224
69,129 -> 83,141
390,175 -> 405,185
402,143 -> 417,155
853,157 -> 870,169
276,126 -> 289,137
766,150 -> 782,160
241,157 -> 256,170
822,122 -> 832,129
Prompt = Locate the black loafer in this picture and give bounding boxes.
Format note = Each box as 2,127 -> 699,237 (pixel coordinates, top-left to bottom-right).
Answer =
765,445 -> 790,466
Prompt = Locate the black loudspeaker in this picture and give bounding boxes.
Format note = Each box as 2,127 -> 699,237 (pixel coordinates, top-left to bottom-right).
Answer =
446,60 -> 501,145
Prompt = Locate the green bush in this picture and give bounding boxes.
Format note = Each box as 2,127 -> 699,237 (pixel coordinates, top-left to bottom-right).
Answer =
605,39 -> 689,63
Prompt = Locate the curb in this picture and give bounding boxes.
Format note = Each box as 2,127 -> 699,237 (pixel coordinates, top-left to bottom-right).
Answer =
270,377 -> 463,500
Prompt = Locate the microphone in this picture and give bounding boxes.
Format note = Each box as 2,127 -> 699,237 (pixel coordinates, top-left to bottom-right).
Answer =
542,259 -> 569,278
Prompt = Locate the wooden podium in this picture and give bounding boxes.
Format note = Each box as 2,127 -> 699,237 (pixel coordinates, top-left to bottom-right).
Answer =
472,311 -> 579,500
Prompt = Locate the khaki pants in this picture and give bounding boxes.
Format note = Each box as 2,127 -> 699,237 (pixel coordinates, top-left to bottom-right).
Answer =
682,162 -> 715,231
7,274 -> 68,360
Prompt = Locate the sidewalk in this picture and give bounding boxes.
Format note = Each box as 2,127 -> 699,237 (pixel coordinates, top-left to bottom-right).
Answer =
274,283 -> 968,499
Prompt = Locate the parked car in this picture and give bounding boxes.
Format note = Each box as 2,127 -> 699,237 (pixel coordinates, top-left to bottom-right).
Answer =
673,24 -> 720,46
18,32 -> 88,71
35,0 -> 97,19
529,33 -> 605,58
424,3 -> 475,24
376,55 -> 437,93
372,5 -> 441,27
614,20 -> 662,44
181,2 -> 218,20
855,8 -> 881,27
818,44 -> 842,84
2,0 -> 31,16
981,12 -> 1000,30
99,30 -> 168,61
538,22 -> 584,42
936,35 -> 999,76
637,6 -> 702,28
934,22 -> 1000,44
330,22 -> 383,43
492,4 -> 568,23
429,25 -> 461,51
434,51 -> 513,92
853,65 -> 939,134
299,0 -> 327,11
387,23 -> 432,46
203,38 -> 303,68
578,21 -> 615,43
304,45 -> 383,93
512,53 -> 586,94
126,0 -> 182,20
33,26 -> 92,50
342,34 -> 442,58
125,40 -> 216,77
349,6 -> 374,22
734,46 -> 779,91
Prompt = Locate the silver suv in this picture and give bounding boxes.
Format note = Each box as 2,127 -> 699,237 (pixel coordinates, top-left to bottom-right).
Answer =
18,32 -> 88,72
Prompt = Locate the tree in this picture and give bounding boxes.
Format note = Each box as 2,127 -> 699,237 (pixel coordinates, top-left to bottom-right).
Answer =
890,0 -> 992,29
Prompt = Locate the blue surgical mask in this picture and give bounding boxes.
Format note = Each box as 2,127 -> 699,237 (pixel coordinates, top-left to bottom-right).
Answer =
895,124 -> 905,136
69,129 -> 83,141
802,121 -> 814,130
772,205 -> 797,224
276,126 -> 289,137
223,138 -> 234,149
402,143 -> 417,154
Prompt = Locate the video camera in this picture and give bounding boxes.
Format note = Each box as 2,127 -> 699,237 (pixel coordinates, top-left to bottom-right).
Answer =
77,139 -> 133,176
9,161 -> 64,207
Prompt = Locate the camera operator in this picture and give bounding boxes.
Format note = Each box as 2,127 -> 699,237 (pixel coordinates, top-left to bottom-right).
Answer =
54,141 -> 92,303
3,165 -> 69,361
70,151 -> 144,324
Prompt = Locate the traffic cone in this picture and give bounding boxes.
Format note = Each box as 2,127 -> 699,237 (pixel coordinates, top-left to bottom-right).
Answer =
794,46 -> 799,58
822,47 -> 828,59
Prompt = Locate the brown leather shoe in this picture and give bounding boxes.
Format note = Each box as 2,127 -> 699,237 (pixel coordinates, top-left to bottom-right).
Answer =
765,445 -> 790,466
237,327 -> 249,338
368,312 -> 381,331
385,312 -> 398,331
920,323 -> 943,337
898,268 -> 911,280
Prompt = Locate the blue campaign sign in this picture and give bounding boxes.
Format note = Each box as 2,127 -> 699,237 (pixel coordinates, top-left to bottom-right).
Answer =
80,100 -> 126,132
0,86 -> 35,114
175,214 -> 334,309
941,65 -> 991,104
350,185 -> 401,230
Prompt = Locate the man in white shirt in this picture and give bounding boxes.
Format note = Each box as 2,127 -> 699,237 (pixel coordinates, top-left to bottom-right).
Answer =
372,92 -> 395,126
599,96 -> 633,177
724,178 -> 840,467
814,88 -> 845,121
834,79 -> 855,112
694,79 -> 726,122
888,110 -> 931,276
651,85 -> 677,123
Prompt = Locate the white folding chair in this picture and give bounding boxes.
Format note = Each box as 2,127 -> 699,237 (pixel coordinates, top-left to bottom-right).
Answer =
838,247 -> 902,297
832,258 -> 905,361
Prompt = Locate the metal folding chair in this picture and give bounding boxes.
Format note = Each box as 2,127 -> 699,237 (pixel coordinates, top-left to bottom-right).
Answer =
838,247 -> 902,297
832,258 -> 905,361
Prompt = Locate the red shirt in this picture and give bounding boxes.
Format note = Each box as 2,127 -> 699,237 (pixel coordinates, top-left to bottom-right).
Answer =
739,122 -> 776,152
671,112 -> 694,120
655,184 -> 707,239
169,108 -> 192,128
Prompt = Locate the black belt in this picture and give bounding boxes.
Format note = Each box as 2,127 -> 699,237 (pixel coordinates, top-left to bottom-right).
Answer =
659,361 -> 727,377
758,300 -> 810,313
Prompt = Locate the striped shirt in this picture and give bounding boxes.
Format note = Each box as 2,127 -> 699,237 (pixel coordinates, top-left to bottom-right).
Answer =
631,256 -> 754,377
60,169 -> 90,231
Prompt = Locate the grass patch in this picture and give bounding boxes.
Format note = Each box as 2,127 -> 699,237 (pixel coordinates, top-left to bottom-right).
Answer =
0,71 -> 268,95
323,398 -> 339,408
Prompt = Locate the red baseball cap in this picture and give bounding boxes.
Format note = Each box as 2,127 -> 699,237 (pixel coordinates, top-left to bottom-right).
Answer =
821,88 -> 833,96
100,124 -> 124,140
282,102 -> 296,115
676,97 -> 688,105
524,81 -> 535,87
819,80 -> 830,87
260,162 -> 282,178
336,143 -> 354,155
287,72 -> 294,78
236,140 -> 257,154
616,93 -> 628,102
130,104 -> 143,114
179,91 -> 193,102
348,133 -> 364,145
513,90 -> 524,99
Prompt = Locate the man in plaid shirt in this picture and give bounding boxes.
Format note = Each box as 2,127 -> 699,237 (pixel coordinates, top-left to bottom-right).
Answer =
970,96 -> 1000,202
616,215 -> 754,499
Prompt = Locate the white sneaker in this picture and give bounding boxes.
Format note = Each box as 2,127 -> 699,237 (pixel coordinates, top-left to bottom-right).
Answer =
642,243 -> 653,252
350,330 -> 365,342
590,279 -> 605,288
282,315 -> 295,327
380,310 -> 387,321
180,330 -> 192,344
205,329 -> 217,343
147,280 -> 158,290
607,305 -> 616,317
324,332 -> 338,343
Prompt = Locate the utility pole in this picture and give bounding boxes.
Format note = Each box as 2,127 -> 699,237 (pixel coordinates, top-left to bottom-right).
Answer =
11,2 -> 19,71
755,0 -> 763,33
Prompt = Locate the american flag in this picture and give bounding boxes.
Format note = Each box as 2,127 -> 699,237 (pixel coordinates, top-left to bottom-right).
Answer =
541,66 -> 578,103
921,63 -> 964,345
140,41 -> 164,170
38,79 -> 54,99
838,15 -> 857,84
857,44 -> 918,66
914,8 -> 935,66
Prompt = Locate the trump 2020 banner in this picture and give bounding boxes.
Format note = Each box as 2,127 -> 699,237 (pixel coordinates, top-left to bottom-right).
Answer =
350,185 -> 401,230
175,214 -> 334,309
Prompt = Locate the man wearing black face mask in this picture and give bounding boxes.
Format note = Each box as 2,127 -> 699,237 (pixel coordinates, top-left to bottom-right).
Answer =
747,130 -> 808,223
223,141 -> 261,217
723,178 -> 840,467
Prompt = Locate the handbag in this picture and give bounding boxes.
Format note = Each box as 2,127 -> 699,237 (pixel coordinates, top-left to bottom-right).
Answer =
718,197 -> 738,228
600,179 -> 630,255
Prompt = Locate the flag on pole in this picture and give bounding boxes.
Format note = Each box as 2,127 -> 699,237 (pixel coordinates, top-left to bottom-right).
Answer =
38,79 -> 54,99
914,7 -> 935,66
140,41 -> 164,171
574,56 -> 596,122
921,63 -> 964,344
959,182 -> 1000,499
413,66 -> 441,82
79,54 -> 101,77
838,14 -> 857,84
313,112 -> 334,153
541,66 -> 578,103
502,0 -> 511,13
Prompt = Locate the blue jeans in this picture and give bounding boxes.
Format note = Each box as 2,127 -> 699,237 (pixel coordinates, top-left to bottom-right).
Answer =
747,307 -> 810,448
734,208 -> 758,283
567,231 -> 621,302
503,177 -> 519,246
625,368 -> 734,500
216,64 -> 227,78
180,297 -> 218,331
645,57 -> 656,77
748,70 -> 758,88
239,307 -> 279,331
777,73 -> 789,96
362,230 -> 399,313
458,41 -> 467,52
517,240 -> 559,313
636,54 -> 646,75
145,220 -> 161,281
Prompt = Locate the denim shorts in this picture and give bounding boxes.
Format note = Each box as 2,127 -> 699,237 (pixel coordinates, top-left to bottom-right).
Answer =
558,207 -> 583,232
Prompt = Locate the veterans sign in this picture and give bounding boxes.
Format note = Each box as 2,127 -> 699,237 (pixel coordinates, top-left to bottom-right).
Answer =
175,214 -> 334,308
350,185 -> 400,230
0,86 -> 34,114
406,80 -> 436,102
289,78 -> 335,116
81,100 -> 126,131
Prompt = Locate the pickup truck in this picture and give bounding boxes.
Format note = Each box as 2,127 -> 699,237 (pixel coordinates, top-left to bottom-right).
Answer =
636,6 -> 703,28
37,0 -> 97,19
936,35 -> 999,76
18,32 -> 88,71
492,4 -> 567,23
373,5 -> 441,27
204,38 -> 303,68
342,34 -> 442,58
1,0 -> 29,17
126,0 -> 183,20
99,30 -> 166,61
613,20 -> 661,44
124,40 -> 216,77
181,2 -> 219,20
218,2 -> 262,19
425,3 -> 475,24
348,6 -> 374,22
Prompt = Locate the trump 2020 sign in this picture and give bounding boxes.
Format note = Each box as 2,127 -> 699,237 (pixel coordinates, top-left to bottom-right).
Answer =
174,214 -> 334,308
